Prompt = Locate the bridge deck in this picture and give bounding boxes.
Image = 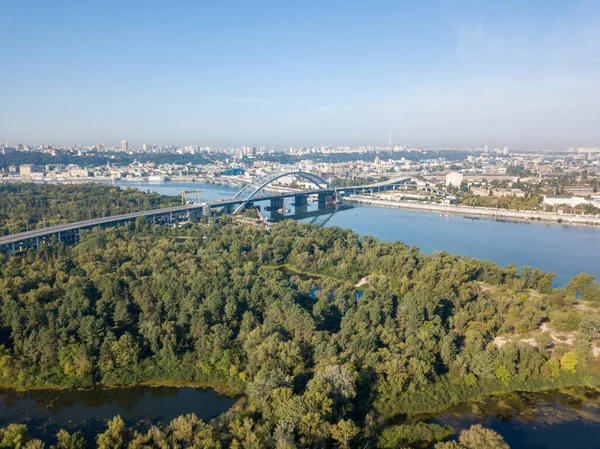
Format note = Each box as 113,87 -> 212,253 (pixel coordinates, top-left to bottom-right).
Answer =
0,203 -> 206,246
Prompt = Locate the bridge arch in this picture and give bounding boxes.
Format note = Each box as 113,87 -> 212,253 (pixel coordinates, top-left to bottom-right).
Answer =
232,171 -> 332,214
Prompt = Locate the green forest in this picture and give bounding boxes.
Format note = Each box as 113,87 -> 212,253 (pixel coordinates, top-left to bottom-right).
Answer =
0,208 -> 599,447
0,183 -> 179,235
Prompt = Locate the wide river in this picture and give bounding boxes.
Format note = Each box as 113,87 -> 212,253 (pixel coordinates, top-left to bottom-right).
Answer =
108,179 -> 600,286
3,179 -> 600,447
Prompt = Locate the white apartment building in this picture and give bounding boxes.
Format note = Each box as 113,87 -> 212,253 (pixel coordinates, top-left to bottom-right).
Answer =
542,196 -> 590,207
445,172 -> 463,188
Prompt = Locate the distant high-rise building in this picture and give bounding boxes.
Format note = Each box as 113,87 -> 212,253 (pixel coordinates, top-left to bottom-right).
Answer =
1,145 -> 16,155
19,164 -> 36,176
388,130 -> 392,150
95,143 -> 104,152
121,140 -> 128,151
142,143 -> 148,152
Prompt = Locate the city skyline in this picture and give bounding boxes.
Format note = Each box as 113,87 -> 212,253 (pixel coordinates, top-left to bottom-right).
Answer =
1,0 -> 600,148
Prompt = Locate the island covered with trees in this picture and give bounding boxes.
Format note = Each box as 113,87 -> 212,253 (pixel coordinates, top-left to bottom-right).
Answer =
1,185 -> 600,448
0,183 -> 180,235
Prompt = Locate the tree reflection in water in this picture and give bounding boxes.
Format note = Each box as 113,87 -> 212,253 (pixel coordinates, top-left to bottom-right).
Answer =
0,386 -> 236,442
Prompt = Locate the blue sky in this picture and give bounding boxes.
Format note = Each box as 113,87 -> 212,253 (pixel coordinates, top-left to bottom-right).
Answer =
1,0 -> 599,149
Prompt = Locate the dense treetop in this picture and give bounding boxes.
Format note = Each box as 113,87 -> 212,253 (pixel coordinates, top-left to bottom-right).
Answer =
0,183 -> 179,235
1,210 -> 599,447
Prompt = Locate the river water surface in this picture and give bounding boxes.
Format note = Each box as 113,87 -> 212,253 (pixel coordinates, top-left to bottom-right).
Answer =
105,179 -> 600,286
0,386 -> 236,443
2,386 -> 600,448
429,389 -> 600,449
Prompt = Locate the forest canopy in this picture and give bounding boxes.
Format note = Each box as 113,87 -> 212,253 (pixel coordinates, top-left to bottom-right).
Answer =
0,184 -> 599,447
0,183 -> 179,235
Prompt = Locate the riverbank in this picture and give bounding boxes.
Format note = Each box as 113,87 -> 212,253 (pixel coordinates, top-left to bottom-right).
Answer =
138,379 -> 243,396
348,195 -> 600,226
0,385 -> 239,444
0,379 -> 243,396
3,383 -> 600,449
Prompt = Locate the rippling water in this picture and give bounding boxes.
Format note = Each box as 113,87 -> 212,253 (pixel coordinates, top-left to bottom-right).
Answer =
101,179 -> 600,286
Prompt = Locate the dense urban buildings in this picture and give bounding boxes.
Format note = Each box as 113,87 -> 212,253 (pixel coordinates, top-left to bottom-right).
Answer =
1,140 -> 599,214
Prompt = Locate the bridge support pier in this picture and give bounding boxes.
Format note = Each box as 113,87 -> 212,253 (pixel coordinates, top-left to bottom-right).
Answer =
294,205 -> 308,215
270,198 -> 284,211
294,195 -> 308,207
222,204 -> 235,215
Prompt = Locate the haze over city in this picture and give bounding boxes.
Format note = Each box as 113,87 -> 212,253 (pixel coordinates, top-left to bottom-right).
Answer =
5,2 -> 600,447
2,0 -> 600,148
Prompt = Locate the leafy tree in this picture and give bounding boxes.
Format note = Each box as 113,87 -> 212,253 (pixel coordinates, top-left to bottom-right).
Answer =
53,430 -> 88,449
560,352 -> 578,374
331,419 -> 358,449
435,442 -> 464,449
23,441 -> 45,449
580,314 -> 600,341
96,416 -> 130,449
0,424 -> 30,449
58,343 -> 94,386
458,424 -> 509,449
566,274 -> 600,302
378,423 -> 454,448
541,357 -> 561,378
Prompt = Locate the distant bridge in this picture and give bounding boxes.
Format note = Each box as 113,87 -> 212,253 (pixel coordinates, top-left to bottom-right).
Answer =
0,171 -> 447,254
227,171 -> 426,214
232,171 -> 332,214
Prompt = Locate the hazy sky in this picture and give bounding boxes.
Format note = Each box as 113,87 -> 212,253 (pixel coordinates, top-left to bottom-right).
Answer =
1,0 -> 599,149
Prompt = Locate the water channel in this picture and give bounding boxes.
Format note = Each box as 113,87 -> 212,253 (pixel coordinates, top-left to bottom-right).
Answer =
0,386 -> 237,443
428,389 -> 600,449
2,386 -> 600,448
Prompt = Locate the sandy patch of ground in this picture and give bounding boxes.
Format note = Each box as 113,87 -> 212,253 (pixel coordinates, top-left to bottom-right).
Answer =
493,322 -> 600,358
355,277 -> 368,288
574,303 -> 598,313
478,282 -> 496,294
493,336 -> 510,348
493,323 -> 576,350
540,322 -> 577,346
493,335 -> 540,349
